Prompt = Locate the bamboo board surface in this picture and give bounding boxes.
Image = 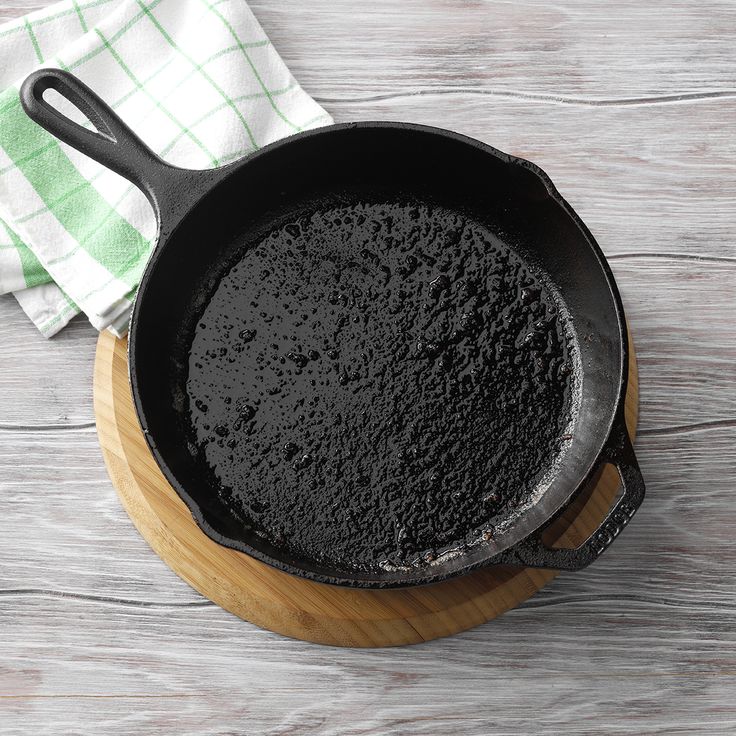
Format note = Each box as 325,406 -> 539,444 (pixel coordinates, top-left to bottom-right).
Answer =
92,331 -> 638,647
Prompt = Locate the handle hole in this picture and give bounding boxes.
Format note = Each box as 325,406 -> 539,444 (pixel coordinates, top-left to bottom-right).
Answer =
43,88 -> 89,126
41,87 -> 112,139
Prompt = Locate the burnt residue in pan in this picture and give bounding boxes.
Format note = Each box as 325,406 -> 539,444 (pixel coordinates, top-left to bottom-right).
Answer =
185,201 -> 579,573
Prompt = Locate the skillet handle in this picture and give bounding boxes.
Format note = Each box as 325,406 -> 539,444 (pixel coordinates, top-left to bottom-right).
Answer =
19,68 -> 205,229
498,419 -> 645,570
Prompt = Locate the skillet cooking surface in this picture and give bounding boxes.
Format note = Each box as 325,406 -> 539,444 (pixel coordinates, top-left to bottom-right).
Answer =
184,198 -> 579,574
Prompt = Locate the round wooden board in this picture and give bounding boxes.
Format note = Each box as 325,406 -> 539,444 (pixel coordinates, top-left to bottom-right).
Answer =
94,330 -> 638,647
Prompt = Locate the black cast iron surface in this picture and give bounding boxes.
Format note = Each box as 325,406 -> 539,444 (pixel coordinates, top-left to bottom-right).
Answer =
20,68 -> 645,588
186,201 -> 577,572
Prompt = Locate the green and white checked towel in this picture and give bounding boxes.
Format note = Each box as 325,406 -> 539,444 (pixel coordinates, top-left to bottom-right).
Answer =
0,0 -> 332,337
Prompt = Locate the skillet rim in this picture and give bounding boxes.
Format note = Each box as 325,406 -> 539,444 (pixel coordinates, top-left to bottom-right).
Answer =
128,121 -> 629,588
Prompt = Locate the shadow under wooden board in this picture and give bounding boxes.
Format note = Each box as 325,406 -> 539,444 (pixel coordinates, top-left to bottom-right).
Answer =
93,330 -> 638,647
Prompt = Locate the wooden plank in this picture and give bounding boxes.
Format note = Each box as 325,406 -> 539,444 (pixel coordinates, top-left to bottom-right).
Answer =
250,0 -> 736,99
0,297 -> 95,428
2,596 -> 736,734
5,0 -> 734,101
0,0 -> 43,22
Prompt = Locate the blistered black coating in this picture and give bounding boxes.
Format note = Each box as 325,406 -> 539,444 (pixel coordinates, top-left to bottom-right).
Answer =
185,201 -> 577,574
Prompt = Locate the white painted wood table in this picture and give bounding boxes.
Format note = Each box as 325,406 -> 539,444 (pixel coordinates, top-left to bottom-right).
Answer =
2,1 -> 735,733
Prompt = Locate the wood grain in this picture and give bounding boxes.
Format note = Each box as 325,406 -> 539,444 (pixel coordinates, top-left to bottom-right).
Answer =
251,0 -> 736,100
91,331 -> 637,647
1,0 -> 735,732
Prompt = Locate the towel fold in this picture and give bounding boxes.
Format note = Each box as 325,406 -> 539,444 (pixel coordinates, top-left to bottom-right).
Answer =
0,0 -> 331,336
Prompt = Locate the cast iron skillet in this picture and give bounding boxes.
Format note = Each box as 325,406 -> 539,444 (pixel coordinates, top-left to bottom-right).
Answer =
21,69 -> 645,588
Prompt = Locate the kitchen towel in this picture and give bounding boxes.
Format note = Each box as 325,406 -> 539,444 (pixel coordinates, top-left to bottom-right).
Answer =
0,0 -> 331,336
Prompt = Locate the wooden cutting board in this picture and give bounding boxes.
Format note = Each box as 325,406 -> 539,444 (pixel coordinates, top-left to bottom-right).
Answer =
93,330 -> 638,647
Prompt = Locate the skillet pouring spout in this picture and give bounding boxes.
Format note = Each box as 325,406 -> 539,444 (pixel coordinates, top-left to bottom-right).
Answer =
19,67 -> 645,587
